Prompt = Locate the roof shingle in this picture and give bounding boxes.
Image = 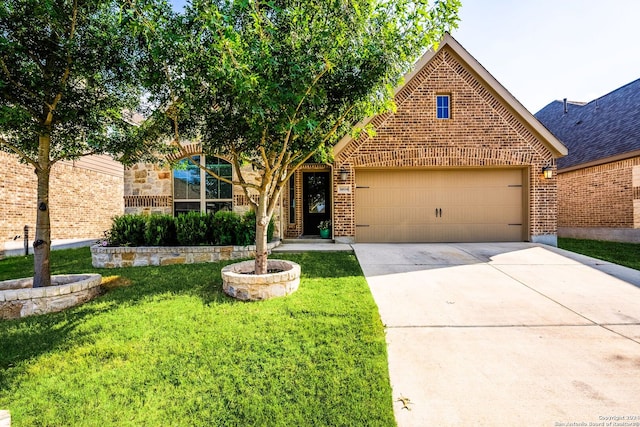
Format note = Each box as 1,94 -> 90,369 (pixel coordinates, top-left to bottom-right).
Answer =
534,78 -> 640,169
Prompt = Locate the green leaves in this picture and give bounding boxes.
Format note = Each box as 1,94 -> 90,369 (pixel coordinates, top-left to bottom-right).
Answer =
0,0 -> 170,164
165,0 -> 460,167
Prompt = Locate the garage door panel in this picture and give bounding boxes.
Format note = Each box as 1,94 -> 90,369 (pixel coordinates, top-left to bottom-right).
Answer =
355,169 -> 525,243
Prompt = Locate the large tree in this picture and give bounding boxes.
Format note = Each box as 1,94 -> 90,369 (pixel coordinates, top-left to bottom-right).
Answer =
139,0 -> 460,274
0,0 -> 166,287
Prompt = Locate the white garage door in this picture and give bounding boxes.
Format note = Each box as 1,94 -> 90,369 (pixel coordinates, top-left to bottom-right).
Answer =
355,169 -> 525,243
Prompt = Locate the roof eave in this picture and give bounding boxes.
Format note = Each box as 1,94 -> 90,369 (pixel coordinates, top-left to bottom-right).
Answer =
558,149 -> 640,173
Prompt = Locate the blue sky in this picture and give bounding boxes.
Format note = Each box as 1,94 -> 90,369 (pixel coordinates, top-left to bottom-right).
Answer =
453,0 -> 640,112
169,0 -> 640,113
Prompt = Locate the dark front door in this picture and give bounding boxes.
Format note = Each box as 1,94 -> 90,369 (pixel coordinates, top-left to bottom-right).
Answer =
303,172 -> 331,235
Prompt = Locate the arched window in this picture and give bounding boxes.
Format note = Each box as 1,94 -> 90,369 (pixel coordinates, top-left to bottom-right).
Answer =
173,155 -> 233,215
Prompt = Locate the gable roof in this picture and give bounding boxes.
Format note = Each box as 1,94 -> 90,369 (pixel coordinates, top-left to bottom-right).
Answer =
333,33 -> 567,158
535,78 -> 640,171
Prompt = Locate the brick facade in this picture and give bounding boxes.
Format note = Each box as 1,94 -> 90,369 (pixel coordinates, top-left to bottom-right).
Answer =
558,158 -> 640,228
331,44 -> 561,243
556,157 -> 640,242
125,35 -> 564,244
0,151 -> 124,255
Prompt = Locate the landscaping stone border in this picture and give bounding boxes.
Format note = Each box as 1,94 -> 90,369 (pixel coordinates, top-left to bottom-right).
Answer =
0,274 -> 102,320
91,241 -> 281,268
222,260 -> 301,301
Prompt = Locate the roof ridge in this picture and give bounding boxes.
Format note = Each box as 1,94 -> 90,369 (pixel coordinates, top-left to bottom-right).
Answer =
584,77 -> 640,106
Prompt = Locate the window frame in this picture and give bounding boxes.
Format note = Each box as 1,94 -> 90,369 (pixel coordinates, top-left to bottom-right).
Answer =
288,174 -> 296,224
172,155 -> 233,215
436,94 -> 451,120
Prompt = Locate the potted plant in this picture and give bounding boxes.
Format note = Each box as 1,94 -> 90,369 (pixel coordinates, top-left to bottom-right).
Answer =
318,220 -> 332,239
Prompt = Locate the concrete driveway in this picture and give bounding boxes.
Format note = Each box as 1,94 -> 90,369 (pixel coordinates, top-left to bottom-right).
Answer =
353,243 -> 640,427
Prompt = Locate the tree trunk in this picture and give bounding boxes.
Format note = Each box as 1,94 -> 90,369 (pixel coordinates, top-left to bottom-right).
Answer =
254,195 -> 271,275
33,135 -> 52,288
255,216 -> 269,275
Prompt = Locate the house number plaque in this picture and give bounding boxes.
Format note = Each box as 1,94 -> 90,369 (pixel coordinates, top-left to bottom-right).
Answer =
337,185 -> 351,194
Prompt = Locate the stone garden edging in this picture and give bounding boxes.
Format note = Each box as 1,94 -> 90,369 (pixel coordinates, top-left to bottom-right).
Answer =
90,241 -> 281,268
222,259 -> 301,301
0,274 -> 102,320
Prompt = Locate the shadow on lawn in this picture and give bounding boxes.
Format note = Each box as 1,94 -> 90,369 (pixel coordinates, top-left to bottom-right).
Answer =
0,250 -> 362,390
0,261 -> 239,388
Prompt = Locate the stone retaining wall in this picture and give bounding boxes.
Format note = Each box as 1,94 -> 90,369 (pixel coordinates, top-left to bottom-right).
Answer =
0,274 -> 102,320
91,241 -> 281,268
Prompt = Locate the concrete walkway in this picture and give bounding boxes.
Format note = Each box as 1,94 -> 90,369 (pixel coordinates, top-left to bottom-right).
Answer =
2,238 -> 97,258
353,243 -> 640,427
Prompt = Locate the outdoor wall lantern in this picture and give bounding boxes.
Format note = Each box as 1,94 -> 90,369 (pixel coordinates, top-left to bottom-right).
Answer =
339,169 -> 349,181
542,165 -> 553,179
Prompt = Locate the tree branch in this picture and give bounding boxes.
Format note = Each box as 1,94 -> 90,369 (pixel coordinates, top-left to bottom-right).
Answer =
0,136 -> 39,169
280,61 -> 332,168
0,90 -> 40,118
45,0 -> 78,125
232,153 -> 259,210
0,58 -> 43,109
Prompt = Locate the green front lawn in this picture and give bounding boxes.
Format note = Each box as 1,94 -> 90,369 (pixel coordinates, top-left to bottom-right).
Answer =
0,249 -> 395,426
558,238 -> 640,271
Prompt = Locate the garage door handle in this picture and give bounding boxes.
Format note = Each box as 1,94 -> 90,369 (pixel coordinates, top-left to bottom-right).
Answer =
435,208 -> 442,217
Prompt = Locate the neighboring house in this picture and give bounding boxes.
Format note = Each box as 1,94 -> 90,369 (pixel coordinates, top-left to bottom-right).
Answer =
0,152 -> 124,258
126,34 -> 567,245
536,79 -> 640,243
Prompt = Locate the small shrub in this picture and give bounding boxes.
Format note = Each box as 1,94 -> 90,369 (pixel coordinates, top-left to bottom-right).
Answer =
175,212 -> 208,246
108,214 -> 147,246
145,214 -> 177,246
212,211 -> 240,245
202,213 -> 218,245
236,212 -> 256,246
105,210 -> 275,247
238,210 -> 274,246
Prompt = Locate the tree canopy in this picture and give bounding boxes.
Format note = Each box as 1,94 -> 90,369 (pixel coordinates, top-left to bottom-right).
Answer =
0,0 -> 166,164
0,0 -> 168,286
139,0 -> 460,273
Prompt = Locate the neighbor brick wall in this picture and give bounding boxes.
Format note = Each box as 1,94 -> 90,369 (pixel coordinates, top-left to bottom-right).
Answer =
334,46 -> 558,241
558,157 -> 640,228
0,151 -> 124,251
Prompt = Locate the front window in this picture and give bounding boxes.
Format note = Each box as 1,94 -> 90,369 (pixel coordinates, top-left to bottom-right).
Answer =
436,94 -> 450,119
173,155 -> 233,215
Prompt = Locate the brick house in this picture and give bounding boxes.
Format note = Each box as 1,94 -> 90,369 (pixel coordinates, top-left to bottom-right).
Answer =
535,79 -> 640,243
0,153 -> 124,257
126,34 -> 567,246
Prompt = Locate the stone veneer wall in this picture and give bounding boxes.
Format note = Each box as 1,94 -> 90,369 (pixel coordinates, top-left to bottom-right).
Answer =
124,163 -> 173,215
1,152 -> 123,258
332,45 -> 559,243
91,241 -> 280,268
124,146 -> 282,238
556,158 -> 640,243
124,161 -> 262,216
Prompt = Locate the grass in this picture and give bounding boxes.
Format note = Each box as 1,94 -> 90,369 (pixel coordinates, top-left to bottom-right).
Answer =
558,237 -> 640,271
0,248 -> 395,426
